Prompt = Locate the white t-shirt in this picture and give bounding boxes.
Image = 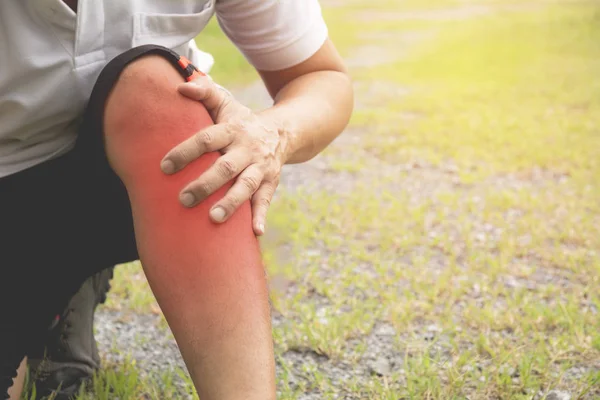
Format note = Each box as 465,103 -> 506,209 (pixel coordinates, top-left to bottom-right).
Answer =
0,0 -> 328,177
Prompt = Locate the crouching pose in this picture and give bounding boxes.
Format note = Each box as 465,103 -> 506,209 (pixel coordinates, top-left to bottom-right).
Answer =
0,1 -> 352,399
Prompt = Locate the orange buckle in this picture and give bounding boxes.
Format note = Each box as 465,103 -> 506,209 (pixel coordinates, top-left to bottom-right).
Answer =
177,56 -> 204,82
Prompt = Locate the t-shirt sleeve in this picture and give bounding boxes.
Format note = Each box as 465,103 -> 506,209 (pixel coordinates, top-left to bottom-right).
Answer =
214,0 -> 329,71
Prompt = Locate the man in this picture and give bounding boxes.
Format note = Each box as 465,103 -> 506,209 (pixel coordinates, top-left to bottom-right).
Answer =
0,1 -> 353,399
26,48 -> 217,399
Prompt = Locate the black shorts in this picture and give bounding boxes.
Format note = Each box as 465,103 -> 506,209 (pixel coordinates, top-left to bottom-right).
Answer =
0,45 -> 203,393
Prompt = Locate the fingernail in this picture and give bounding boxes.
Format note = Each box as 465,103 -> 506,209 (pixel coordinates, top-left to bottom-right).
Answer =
258,223 -> 265,234
180,192 -> 195,207
161,159 -> 175,174
210,207 -> 226,222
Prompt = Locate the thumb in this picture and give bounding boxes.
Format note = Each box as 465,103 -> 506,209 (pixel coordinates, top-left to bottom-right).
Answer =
177,76 -> 230,120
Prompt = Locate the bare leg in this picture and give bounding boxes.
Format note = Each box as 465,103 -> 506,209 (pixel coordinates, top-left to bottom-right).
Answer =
103,55 -> 276,400
7,357 -> 26,400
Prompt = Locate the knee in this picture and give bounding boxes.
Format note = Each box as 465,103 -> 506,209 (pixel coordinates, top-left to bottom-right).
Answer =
103,55 -> 213,178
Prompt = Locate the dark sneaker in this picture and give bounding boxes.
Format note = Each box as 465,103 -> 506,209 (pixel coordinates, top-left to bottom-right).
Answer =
29,267 -> 114,399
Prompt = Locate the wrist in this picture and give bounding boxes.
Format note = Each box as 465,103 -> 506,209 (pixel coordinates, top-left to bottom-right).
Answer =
258,107 -> 296,166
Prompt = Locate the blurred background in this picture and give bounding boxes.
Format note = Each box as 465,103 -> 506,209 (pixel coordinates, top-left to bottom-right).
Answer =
58,0 -> 600,399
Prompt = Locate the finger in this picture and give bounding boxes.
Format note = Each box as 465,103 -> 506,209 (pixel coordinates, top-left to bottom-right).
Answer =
161,124 -> 235,174
178,76 -> 230,117
179,150 -> 252,207
251,180 -> 277,236
209,165 -> 265,224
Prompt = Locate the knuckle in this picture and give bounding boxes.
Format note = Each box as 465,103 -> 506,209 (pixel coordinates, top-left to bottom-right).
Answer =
173,148 -> 191,163
218,158 -> 237,178
221,94 -> 234,109
208,85 -> 221,101
252,144 -> 265,157
259,196 -> 271,208
223,124 -> 235,141
224,194 -> 241,209
225,125 -> 236,142
195,130 -> 213,148
193,180 -> 212,197
227,121 -> 244,137
240,175 -> 260,192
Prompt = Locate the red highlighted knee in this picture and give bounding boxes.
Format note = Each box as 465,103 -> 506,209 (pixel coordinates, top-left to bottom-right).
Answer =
104,55 -> 215,186
103,55 -> 260,292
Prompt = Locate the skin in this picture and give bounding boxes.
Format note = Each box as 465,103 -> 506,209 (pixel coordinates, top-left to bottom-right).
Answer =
7,358 -> 25,400
162,38 -> 353,235
104,55 -> 276,400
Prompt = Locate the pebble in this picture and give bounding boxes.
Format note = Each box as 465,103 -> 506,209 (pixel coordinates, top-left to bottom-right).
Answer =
498,365 -> 516,377
545,390 -> 571,400
374,323 -> 396,336
368,356 -> 392,376
504,275 -> 520,288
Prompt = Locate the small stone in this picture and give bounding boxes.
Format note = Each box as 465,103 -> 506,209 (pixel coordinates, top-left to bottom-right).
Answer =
504,275 -> 519,288
545,390 -> 571,400
525,281 -> 537,290
390,356 -> 404,369
369,357 -> 392,376
442,164 -> 459,174
306,249 -> 321,257
411,161 -> 425,169
461,365 -> 474,373
498,365 -> 516,376
375,323 -> 396,336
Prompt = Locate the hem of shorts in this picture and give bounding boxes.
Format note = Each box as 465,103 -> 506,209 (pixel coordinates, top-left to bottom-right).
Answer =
0,136 -> 77,179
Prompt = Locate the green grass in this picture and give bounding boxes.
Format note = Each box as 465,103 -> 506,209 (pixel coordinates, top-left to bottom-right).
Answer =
268,1 -> 600,398
22,1 -> 600,399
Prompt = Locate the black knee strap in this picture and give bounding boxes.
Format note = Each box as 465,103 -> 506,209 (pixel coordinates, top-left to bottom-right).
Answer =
80,44 -> 202,158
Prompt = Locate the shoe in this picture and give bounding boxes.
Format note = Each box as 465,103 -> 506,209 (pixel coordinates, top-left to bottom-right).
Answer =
29,267 -> 114,399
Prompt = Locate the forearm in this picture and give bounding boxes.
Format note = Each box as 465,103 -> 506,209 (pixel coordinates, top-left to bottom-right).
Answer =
259,70 -> 354,164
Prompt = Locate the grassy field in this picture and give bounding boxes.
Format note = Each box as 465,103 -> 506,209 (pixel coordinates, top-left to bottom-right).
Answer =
23,0 -> 600,399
